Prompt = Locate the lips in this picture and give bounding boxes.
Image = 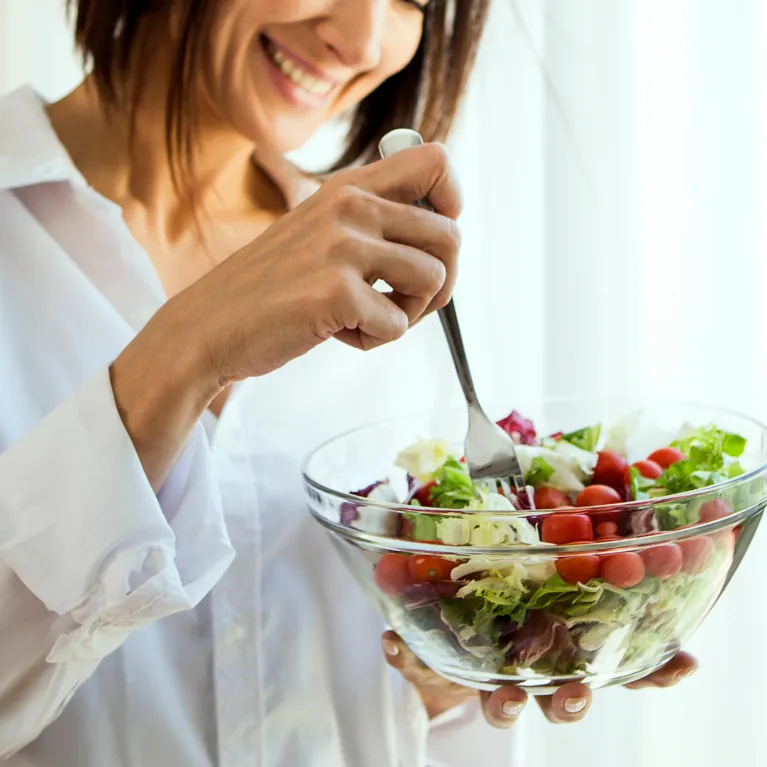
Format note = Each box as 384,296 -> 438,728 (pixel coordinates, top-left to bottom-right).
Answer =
261,36 -> 336,97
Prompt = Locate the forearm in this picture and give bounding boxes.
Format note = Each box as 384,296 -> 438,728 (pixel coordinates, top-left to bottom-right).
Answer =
110,301 -> 221,491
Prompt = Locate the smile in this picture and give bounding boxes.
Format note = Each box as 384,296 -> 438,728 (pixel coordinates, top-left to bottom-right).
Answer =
262,36 -> 336,99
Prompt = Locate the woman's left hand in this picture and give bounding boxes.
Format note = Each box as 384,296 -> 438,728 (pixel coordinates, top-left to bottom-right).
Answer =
382,631 -> 697,727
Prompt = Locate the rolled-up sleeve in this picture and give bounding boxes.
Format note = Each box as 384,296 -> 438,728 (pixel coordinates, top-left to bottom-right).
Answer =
0,367 -> 234,757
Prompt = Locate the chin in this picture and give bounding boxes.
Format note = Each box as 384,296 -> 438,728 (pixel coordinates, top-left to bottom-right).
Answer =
219,84 -> 324,155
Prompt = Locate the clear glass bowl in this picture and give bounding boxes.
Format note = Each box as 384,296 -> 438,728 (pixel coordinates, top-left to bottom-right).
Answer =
302,399 -> 767,693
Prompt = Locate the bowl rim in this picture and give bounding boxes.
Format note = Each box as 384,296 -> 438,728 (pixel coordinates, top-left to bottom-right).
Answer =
302,396 -> 767,517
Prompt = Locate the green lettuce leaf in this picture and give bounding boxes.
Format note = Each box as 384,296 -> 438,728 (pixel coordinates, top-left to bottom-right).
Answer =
525,456 -> 555,487
629,466 -> 657,500
527,574 -> 655,622
401,511 -> 439,540
672,425 -> 746,471
429,457 -> 476,509
561,424 -> 602,452
654,502 -> 691,531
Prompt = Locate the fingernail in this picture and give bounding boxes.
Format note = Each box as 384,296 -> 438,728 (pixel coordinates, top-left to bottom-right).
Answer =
382,639 -> 399,656
564,697 -> 588,714
674,666 -> 696,683
502,700 -> 524,718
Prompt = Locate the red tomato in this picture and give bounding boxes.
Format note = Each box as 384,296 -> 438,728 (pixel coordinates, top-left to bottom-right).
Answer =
639,544 -> 683,579
413,480 -> 437,507
541,514 -> 594,544
576,484 -> 623,507
556,555 -> 600,584
592,450 -> 629,491
534,486 -> 571,509
623,459 -> 663,485
591,509 -> 626,526
699,498 -> 733,523
374,554 -> 412,596
678,537 -> 714,574
595,521 -> 619,538
647,447 -> 686,469
408,555 -> 455,583
600,552 -> 646,587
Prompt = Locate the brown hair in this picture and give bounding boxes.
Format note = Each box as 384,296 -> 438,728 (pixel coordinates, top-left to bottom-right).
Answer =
67,0 -> 490,184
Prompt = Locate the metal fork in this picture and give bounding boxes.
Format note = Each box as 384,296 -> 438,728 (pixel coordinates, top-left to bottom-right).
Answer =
378,129 -> 528,500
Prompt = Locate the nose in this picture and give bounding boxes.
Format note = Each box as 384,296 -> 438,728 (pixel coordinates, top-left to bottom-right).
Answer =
317,0 -> 386,71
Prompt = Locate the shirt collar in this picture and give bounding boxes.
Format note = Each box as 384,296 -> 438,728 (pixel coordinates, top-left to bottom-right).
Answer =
0,86 -> 88,193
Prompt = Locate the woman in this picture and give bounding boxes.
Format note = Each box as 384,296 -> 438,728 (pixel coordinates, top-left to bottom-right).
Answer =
0,1 -> 695,764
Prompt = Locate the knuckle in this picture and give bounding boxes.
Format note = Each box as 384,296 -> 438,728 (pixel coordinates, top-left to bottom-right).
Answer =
325,224 -> 354,259
425,256 -> 447,293
442,216 -> 462,253
424,141 -> 450,172
331,183 -> 374,221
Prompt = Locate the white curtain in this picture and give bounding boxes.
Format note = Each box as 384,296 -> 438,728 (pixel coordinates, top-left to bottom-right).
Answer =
2,1 -> 765,765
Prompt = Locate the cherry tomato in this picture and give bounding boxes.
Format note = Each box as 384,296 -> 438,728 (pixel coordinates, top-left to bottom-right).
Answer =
541,514 -> 594,544
647,447 -> 686,469
408,555 -> 455,583
591,508 -> 626,526
556,555 -> 600,584
413,480 -> 436,507
592,450 -> 629,491
534,486 -> 571,509
595,521 -> 619,538
678,537 -> 714,574
623,459 -> 663,485
576,484 -> 623,507
374,554 -> 413,596
639,544 -> 683,579
698,498 -> 733,523
600,552 -> 646,587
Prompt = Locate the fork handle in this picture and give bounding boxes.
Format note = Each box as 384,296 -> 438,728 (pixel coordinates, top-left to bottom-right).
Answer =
437,300 -> 480,408
377,130 -> 480,409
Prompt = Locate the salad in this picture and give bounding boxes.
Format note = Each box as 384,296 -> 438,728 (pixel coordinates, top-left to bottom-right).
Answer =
341,410 -> 753,680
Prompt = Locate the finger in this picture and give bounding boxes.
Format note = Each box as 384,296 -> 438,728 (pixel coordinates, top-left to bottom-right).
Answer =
351,142 -> 463,220
381,631 -> 433,681
382,632 -> 476,717
535,683 -> 592,723
625,652 -> 698,690
480,687 -> 528,729
345,195 -> 460,312
356,236 -> 447,322
377,205 -> 460,312
334,286 -> 409,351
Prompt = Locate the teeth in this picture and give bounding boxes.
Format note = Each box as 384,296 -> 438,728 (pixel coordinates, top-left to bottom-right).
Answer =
266,40 -> 334,96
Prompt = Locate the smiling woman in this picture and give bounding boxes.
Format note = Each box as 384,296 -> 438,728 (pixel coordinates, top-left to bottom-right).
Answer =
68,0 -> 489,188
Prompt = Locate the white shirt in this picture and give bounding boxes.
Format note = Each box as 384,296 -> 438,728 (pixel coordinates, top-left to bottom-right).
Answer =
0,87 -> 518,766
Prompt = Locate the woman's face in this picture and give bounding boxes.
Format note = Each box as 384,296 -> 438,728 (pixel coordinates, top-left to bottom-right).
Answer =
197,0 -> 429,152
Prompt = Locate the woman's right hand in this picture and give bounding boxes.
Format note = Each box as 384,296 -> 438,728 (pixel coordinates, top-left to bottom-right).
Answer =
111,142 -> 462,487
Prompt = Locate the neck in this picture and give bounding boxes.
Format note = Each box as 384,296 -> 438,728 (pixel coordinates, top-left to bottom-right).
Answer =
46,74 -> 284,246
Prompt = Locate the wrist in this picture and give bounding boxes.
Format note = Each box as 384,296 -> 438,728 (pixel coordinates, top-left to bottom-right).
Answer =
110,302 -> 223,488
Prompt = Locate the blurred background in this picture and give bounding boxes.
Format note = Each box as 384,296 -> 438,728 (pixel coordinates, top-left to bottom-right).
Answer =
1,0 -> 764,765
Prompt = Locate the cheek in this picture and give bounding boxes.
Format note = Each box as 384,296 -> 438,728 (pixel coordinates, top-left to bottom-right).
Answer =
334,28 -> 424,116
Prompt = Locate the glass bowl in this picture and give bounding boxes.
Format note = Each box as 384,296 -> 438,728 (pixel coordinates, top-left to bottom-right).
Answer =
302,399 -> 767,693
